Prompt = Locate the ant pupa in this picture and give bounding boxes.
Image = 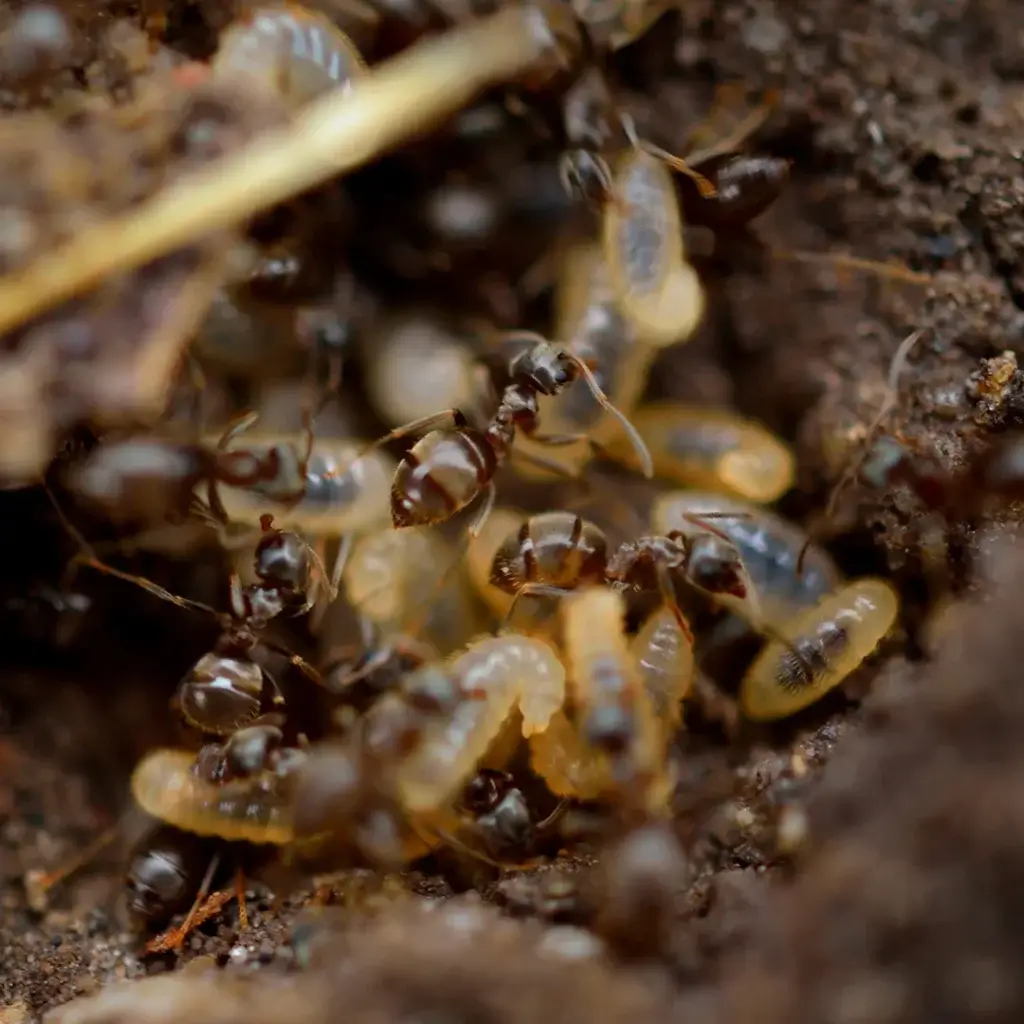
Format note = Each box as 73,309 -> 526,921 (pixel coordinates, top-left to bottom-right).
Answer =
601,145 -> 705,348
629,604 -> 695,735
740,578 -> 899,722
528,589 -> 679,812
608,403 -> 796,505
513,243 -> 656,483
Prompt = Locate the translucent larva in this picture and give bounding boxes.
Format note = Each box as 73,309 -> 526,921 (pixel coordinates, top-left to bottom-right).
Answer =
562,587 -> 661,781
514,243 -> 657,482
602,148 -> 705,347
630,604 -> 694,732
210,434 -> 395,536
213,5 -> 368,112
652,491 -> 841,624
395,635 -> 565,813
131,749 -> 295,845
612,404 -> 795,504
740,578 -> 899,721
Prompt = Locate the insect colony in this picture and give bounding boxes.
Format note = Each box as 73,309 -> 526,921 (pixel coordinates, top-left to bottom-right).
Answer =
0,0 -> 905,951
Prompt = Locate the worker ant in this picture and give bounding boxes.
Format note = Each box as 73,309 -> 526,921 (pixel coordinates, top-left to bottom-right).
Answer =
489,508 -> 758,642
354,331 -> 653,538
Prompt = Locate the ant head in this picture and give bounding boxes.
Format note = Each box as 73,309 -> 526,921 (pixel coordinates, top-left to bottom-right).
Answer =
254,530 -> 310,593
510,341 -> 577,396
684,532 -> 748,600
464,768 -> 514,814
558,149 -> 615,207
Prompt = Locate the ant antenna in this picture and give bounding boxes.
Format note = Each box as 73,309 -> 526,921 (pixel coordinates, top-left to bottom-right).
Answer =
774,249 -> 933,285
564,351 -> 654,479
619,113 -> 717,198
45,481 -> 219,616
796,329 -> 924,576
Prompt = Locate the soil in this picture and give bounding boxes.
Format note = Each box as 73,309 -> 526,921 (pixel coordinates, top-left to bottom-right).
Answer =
3,1 -> 1024,1022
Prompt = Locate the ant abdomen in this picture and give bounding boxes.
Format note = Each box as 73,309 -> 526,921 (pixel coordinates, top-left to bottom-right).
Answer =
740,578 -> 899,721
124,825 -> 215,926
489,511 -> 609,594
131,748 -> 297,845
176,654 -> 267,736
683,154 -> 790,231
392,427 -> 496,528
614,404 -> 795,504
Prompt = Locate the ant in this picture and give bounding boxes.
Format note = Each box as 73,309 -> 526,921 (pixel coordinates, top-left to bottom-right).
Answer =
354,332 -> 654,538
489,508 -> 760,643
51,484 -> 328,731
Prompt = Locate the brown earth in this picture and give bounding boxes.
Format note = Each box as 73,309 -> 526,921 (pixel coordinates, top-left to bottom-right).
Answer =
3,0 -> 1024,1021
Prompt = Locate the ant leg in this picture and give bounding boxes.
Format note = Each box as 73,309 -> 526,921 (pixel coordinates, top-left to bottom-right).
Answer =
354,409 -> 467,461
534,798 -> 569,836
46,482 -> 218,614
469,481 -> 496,541
24,822 -> 120,913
683,85 -> 781,166
261,638 -> 326,689
501,582 -> 575,633
654,564 -> 695,648
620,112 -> 716,198
217,410 -> 261,452
262,669 -> 286,711
796,329 -> 924,576
235,867 -> 249,932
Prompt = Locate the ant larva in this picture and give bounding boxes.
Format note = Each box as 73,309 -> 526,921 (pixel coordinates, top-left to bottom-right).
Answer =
353,331 -> 653,540
601,144 -> 706,349
528,587 -> 687,813
213,5 -> 369,112
606,403 -> 796,505
513,242 -> 657,483
740,578 -> 899,722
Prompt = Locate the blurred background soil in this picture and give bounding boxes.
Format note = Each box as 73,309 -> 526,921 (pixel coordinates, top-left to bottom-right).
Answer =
3,0 -> 1024,1021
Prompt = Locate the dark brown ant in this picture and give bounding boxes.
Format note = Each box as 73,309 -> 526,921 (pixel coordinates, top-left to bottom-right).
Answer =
356,332 -> 653,538
170,517 -> 319,736
69,408 -> 318,528
50,491 -> 327,734
460,769 -> 539,863
490,509 -> 756,642
125,825 -> 219,928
